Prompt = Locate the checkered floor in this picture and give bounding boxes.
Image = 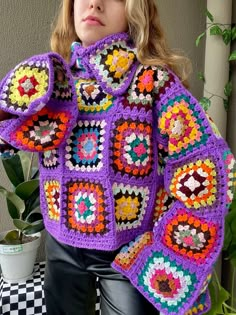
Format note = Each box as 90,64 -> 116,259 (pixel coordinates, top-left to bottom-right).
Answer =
0,261 -> 100,315
0,262 -> 46,315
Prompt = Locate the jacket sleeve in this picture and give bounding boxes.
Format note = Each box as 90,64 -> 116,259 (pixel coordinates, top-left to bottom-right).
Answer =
112,68 -> 236,315
0,52 -> 78,153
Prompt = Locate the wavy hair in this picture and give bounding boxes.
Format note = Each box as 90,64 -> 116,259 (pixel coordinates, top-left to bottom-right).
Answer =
50,0 -> 191,84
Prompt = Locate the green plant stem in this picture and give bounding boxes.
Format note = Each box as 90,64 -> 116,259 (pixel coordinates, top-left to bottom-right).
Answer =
212,269 -> 236,313
204,88 -> 225,101
205,23 -> 232,31
223,302 -> 236,313
19,230 -> 23,243
213,268 -> 222,290
231,267 -> 235,309
26,153 -> 34,181
222,303 -> 228,314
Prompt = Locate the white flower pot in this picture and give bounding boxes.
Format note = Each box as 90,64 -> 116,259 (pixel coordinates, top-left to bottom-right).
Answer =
0,231 -> 41,283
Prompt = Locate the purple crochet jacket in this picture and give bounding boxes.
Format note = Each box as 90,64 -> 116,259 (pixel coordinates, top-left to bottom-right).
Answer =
0,33 -> 235,315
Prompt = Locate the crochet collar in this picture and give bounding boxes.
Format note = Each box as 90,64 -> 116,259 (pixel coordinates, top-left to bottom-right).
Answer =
69,32 -> 139,96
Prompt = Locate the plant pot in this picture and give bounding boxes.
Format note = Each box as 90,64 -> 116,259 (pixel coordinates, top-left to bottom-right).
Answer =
0,231 -> 41,283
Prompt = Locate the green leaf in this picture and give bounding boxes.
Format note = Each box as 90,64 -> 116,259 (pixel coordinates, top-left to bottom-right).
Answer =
215,287 -> 230,313
13,219 -> 31,231
230,199 -> 236,215
228,242 -> 236,260
207,280 -> 230,315
4,230 -> 20,244
27,187 -> 40,207
23,187 -> 40,220
6,198 -> 20,220
23,220 -> 44,235
2,154 -> 24,187
32,168 -> 39,180
206,281 -> 218,315
229,50 -> 236,61
223,29 -> 232,45
199,97 -> 211,111
229,197 -> 236,212
224,81 -> 233,97
224,219 -> 232,250
231,258 -> 236,268
231,218 -> 236,235
196,32 -> 206,47
228,251 -> 236,261
6,193 -> 25,214
210,25 -> 223,36
198,71 -> 205,82
232,26 -> 236,41
224,98 -> 230,111
226,209 -> 236,226
26,212 -> 43,223
0,187 -> 25,214
17,151 -> 31,181
15,179 -> 39,200
205,9 -> 214,22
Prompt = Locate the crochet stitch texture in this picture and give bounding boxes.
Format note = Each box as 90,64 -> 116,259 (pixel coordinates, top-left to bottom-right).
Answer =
0,33 -> 235,315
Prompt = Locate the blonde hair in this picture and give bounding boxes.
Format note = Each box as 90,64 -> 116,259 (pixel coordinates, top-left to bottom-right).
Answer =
50,0 -> 191,85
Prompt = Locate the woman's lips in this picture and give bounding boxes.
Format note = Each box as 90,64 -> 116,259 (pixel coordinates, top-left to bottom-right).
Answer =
83,16 -> 104,26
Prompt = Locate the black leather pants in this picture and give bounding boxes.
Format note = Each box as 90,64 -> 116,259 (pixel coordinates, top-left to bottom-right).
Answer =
44,233 -> 159,315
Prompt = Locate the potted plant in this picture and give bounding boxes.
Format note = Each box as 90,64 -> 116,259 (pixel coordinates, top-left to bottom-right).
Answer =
195,8 -> 236,314
0,151 -> 44,283
205,193 -> 236,315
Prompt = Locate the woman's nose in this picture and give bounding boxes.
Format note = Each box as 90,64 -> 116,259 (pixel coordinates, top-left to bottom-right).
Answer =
89,0 -> 104,12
